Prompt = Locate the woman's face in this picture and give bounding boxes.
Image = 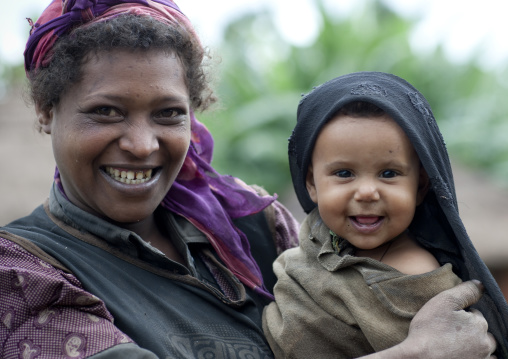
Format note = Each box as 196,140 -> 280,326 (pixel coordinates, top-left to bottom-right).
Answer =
37,49 -> 191,223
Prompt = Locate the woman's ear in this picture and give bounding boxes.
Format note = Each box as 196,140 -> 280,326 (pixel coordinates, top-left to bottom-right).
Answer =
416,166 -> 430,205
35,102 -> 54,134
306,165 -> 318,204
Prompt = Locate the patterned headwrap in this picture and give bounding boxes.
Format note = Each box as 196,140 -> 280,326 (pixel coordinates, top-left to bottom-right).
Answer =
25,0 -> 277,299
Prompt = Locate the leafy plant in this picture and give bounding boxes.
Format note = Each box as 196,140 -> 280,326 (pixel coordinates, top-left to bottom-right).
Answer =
199,0 -> 508,198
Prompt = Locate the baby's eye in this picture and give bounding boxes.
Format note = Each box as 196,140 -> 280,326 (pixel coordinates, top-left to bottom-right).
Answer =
335,170 -> 353,178
380,170 -> 398,178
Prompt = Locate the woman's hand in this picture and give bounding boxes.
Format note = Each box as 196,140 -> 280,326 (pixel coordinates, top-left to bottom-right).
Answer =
361,280 -> 497,359
404,280 -> 496,358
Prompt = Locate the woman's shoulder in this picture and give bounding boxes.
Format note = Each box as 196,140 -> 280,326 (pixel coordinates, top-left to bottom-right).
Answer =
0,236 -> 138,357
2,203 -> 55,236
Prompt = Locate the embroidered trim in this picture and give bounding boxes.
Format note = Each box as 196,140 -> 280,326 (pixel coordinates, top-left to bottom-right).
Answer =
350,83 -> 387,97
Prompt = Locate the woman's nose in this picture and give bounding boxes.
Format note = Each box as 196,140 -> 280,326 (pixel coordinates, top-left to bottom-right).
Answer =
353,179 -> 380,202
119,122 -> 159,158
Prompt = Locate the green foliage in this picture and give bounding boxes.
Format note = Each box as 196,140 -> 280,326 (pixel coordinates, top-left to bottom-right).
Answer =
0,62 -> 26,89
199,0 -> 508,197
2,0 -> 506,195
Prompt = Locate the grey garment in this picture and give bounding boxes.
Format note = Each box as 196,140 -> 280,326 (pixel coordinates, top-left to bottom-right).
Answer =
50,185 -> 201,276
263,209 -> 461,359
2,184 -> 275,358
288,72 -> 508,357
89,343 -> 158,359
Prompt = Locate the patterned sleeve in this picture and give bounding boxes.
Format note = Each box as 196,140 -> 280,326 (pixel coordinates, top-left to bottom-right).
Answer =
0,236 -> 154,359
270,200 -> 300,255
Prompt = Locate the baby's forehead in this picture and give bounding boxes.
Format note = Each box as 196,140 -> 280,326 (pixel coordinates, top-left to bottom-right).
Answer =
329,111 -> 393,123
324,111 -> 398,131
316,113 -> 421,160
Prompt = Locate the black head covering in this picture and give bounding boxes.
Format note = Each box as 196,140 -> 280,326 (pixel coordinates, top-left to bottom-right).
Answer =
289,71 -> 508,357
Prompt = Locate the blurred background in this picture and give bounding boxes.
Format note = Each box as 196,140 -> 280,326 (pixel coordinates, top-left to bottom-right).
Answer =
1,0 -> 508,298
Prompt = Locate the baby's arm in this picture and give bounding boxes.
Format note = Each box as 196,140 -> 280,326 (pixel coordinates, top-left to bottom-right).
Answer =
358,280 -> 496,359
382,236 -> 440,275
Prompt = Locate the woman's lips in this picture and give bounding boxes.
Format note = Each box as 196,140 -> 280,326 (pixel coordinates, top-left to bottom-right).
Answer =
104,166 -> 154,184
349,216 -> 384,234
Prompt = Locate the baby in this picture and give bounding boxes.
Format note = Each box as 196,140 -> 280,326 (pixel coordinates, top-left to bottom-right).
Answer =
263,72 -> 508,358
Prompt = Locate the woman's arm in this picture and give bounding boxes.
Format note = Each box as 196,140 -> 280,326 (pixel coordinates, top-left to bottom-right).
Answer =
361,280 -> 497,359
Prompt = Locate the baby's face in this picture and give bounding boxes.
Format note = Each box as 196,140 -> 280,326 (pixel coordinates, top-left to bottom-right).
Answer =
306,114 -> 427,250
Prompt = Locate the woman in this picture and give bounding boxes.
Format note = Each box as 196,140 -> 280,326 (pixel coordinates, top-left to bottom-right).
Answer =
0,0 -> 497,358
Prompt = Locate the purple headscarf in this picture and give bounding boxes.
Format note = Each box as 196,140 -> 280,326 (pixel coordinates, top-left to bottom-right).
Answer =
25,0 -> 277,299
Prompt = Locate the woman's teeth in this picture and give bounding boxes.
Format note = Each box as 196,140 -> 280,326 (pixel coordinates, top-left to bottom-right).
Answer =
105,166 -> 153,184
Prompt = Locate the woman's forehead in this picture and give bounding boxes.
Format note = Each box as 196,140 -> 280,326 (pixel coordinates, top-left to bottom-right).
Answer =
82,49 -> 181,75
66,49 -> 189,102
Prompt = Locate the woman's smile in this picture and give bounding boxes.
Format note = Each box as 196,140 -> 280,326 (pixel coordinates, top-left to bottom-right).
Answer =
99,165 -> 164,198
104,166 -> 155,184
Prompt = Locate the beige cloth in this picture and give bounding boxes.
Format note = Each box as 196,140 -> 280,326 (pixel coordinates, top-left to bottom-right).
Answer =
263,208 -> 461,359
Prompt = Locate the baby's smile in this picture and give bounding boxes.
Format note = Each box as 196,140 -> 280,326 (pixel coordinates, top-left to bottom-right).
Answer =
349,216 -> 384,234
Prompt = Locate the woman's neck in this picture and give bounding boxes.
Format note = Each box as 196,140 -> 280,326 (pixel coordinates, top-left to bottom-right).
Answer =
115,214 -> 186,265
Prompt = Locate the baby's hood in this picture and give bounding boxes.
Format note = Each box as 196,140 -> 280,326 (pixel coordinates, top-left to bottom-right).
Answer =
289,71 -> 508,356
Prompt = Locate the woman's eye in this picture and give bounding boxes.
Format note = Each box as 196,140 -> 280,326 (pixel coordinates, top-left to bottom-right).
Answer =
92,107 -> 121,117
154,108 -> 184,121
381,170 -> 398,178
158,109 -> 178,117
335,170 -> 353,178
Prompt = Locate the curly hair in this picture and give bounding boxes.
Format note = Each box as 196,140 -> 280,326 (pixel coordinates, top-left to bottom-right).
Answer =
28,14 -> 217,119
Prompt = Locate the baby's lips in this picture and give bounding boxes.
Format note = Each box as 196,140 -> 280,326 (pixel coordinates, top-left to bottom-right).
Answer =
353,216 -> 381,225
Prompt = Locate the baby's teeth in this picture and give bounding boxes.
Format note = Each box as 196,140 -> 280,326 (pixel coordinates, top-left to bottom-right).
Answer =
127,171 -> 135,180
136,171 -> 144,180
121,171 -> 127,179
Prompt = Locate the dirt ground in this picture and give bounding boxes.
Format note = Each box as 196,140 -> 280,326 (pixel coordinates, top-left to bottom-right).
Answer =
2,86 -> 508,294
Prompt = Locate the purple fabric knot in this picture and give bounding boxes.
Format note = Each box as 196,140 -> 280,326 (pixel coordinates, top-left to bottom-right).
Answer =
24,0 -> 182,71
63,0 -> 98,23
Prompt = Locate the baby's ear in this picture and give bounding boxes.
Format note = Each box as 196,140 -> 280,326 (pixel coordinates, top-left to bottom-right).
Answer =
416,166 -> 430,205
306,165 -> 318,203
35,102 -> 54,134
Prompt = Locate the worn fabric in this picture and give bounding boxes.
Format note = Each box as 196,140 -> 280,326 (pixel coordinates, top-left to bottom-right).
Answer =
25,0 -> 278,299
0,236 -> 148,358
0,184 -> 299,358
263,208 -> 462,359
287,71 -> 508,357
